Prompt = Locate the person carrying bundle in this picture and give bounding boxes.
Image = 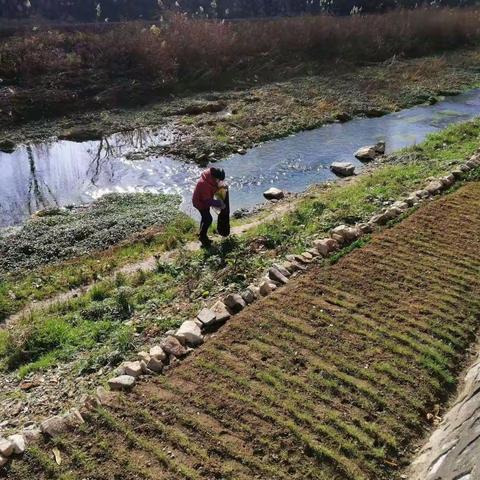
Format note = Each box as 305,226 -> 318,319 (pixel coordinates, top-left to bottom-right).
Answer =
192,167 -> 230,247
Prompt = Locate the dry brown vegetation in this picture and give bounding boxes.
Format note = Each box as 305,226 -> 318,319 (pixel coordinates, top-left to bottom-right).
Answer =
1,7 -> 480,120
3,8 -> 480,80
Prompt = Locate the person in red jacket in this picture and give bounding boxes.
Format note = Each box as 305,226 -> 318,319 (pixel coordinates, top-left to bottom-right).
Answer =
192,167 -> 226,247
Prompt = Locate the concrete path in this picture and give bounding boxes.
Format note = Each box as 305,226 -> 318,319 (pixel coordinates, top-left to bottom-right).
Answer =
408,351 -> 480,480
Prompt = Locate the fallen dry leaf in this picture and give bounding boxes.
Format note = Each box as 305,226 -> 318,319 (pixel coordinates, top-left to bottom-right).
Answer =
52,448 -> 62,465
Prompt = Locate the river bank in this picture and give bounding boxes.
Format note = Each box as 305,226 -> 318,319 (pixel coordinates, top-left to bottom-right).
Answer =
1,118 -> 480,438
3,47 -> 480,161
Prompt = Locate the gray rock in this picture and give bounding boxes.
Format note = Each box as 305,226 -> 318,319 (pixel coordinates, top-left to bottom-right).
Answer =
146,356 -> 164,373
425,180 -> 443,195
137,351 -> 151,363
354,145 -> 377,161
8,434 -> 25,455
412,189 -> 430,198
108,375 -> 136,391
64,409 -> 84,428
122,361 -> 143,378
283,261 -> 301,273
0,438 -> 13,457
441,174 -> 455,188
224,293 -> 246,313
161,336 -> 188,357
386,206 -> 403,218
149,345 -> 167,362
286,253 -> 312,264
0,455 -> 7,467
196,308 -> 217,326
139,360 -> 148,372
301,251 -> 314,260
268,267 -> 289,285
370,207 -> 400,225
405,195 -> 418,207
313,238 -> 338,256
374,141 -> 386,154
41,416 -> 69,437
460,164 -> 471,172
22,427 -> 42,444
358,223 -> 373,234
451,168 -> 464,179
211,301 -> 231,322
241,289 -> 256,304
259,281 -> 272,296
247,284 -> 261,299
96,386 -> 112,405
391,200 -> 408,211
176,320 -> 203,346
331,225 -> 359,243
330,162 -> 355,177
272,263 -> 291,277
263,188 -> 284,200
465,159 -> 477,169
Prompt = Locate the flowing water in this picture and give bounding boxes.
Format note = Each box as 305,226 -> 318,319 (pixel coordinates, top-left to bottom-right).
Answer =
1,89 -> 480,227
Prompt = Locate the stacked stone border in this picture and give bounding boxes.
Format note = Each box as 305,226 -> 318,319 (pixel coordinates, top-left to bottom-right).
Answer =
1,153 -> 480,467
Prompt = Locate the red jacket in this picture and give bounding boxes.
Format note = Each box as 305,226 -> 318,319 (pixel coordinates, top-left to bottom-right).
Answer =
192,169 -> 221,210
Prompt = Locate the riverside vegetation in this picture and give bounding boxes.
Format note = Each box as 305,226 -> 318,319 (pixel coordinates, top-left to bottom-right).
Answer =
2,7 -> 480,159
1,117 -> 480,431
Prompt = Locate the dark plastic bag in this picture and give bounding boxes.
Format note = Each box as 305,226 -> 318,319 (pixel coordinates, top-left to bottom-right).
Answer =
217,189 -> 230,237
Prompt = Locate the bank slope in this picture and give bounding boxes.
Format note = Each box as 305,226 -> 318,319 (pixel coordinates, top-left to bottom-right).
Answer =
6,183 -> 480,479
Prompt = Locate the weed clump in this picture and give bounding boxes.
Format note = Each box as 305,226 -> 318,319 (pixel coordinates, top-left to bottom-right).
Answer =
0,192 -> 190,274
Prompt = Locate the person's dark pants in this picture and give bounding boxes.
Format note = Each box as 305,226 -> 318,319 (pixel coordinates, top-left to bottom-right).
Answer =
198,208 -> 213,241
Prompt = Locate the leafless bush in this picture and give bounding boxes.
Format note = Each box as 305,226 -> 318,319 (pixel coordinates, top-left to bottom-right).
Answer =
1,8 -> 479,87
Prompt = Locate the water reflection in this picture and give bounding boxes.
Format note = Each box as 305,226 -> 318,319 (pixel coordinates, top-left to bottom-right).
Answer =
1,89 -> 480,228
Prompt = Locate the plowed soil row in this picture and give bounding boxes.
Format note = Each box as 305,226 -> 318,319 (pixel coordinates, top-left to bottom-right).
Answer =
6,183 -> 480,480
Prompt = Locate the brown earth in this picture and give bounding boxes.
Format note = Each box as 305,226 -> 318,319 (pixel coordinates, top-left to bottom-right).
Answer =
6,183 -> 480,479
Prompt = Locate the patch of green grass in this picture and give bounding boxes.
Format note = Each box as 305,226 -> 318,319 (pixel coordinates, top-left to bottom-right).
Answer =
251,117 -> 480,252
214,124 -> 229,143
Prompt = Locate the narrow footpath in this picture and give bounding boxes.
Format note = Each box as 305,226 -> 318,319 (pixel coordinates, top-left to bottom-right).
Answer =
2,201 -> 295,328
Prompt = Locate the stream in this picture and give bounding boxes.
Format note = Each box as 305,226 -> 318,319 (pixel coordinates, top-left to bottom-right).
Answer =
1,88 -> 480,228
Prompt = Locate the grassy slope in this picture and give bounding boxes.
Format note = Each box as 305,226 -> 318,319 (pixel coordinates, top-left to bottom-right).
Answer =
6,182 -> 480,479
1,118 -> 480,381
0,194 -> 196,322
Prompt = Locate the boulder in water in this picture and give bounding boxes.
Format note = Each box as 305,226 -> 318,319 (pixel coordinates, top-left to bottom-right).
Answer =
330,162 -> 355,177
0,140 -> 15,154
355,141 -> 385,161
263,188 -> 285,200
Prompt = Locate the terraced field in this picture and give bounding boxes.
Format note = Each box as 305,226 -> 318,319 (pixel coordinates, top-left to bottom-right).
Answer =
6,183 -> 480,480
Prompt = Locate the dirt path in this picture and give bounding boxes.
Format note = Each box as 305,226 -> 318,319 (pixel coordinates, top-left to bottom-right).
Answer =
3,201 -> 295,328
8,183 -> 480,479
